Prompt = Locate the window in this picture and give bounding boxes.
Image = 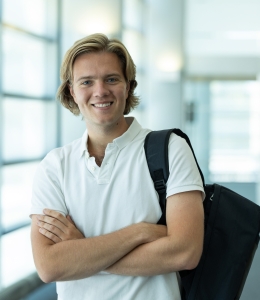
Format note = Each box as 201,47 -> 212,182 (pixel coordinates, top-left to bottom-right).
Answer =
0,0 -> 59,289
184,79 -> 260,184
209,81 -> 260,182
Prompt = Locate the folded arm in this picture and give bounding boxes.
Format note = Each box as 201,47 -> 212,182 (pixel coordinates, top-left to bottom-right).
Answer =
106,190 -> 204,276
35,190 -> 204,278
31,213 -> 167,283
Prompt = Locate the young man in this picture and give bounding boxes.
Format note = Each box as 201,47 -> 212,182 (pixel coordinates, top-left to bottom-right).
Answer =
30,33 -> 204,300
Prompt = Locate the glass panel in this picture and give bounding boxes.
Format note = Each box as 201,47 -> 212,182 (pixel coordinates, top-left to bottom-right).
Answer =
2,0 -> 57,38
2,99 -> 57,161
183,80 -> 211,182
1,162 -> 40,230
2,28 -> 57,97
209,81 -> 260,182
185,0 -> 260,56
63,0 -> 120,37
0,226 -> 36,288
123,0 -> 143,31
122,29 -> 144,69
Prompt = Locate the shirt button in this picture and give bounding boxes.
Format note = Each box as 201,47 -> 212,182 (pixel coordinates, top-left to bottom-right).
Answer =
91,166 -> 96,172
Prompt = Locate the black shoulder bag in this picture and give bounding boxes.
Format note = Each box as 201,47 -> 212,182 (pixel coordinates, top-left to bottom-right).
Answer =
144,129 -> 260,300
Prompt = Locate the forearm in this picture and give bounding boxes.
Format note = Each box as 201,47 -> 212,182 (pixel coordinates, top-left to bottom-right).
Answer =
106,236 -> 183,276
106,231 -> 203,277
47,230 -> 141,281
32,221 -> 150,282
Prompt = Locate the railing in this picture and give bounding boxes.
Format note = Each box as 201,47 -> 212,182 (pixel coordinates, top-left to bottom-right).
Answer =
0,272 -> 45,300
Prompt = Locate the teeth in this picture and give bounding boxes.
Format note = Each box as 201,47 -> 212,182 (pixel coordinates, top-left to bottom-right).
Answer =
94,103 -> 111,108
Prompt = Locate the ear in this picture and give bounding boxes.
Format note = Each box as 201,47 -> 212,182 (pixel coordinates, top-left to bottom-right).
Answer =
126,81 -> 130,91
126,81 -> 130,97
69,83 -> 77,103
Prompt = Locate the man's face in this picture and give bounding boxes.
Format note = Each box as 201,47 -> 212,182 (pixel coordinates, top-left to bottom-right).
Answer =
69,51 -> 129,130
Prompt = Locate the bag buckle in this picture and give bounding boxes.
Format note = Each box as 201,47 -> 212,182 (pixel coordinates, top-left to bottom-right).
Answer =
154,179 -> 166,194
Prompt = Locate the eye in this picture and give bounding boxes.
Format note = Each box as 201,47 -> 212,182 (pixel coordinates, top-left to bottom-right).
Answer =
107,77 -> 118,83
82,80 -> 92,85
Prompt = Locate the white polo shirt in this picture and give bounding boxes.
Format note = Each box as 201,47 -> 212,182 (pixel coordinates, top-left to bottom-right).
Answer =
31,117 -> 204,300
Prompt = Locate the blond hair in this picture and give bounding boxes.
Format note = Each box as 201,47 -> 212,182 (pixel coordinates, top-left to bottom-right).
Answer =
57,33 -> 139,115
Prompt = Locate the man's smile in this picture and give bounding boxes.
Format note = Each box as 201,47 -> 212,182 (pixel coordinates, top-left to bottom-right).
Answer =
92,102 -> 113,108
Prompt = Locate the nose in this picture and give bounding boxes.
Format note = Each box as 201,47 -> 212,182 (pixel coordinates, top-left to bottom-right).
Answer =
93,81 -> 110,98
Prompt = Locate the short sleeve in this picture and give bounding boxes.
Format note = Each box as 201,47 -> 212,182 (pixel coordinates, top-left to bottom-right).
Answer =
166,133 -> 205,199
30,152 -> 68,218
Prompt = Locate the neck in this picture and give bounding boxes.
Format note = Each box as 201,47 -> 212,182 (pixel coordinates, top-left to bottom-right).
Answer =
86,117 -> 130,166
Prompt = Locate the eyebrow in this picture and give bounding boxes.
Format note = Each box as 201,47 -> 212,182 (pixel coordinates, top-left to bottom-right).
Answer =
75,73 -> 122,83
105,73 -> 121,77
75,76 -> 94,83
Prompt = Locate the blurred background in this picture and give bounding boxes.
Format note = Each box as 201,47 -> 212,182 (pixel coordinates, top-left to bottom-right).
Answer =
0,0 -> 260,299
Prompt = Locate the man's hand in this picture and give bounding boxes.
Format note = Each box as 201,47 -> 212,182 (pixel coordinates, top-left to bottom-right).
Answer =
37,209 -> 84,243
37,208 -> 166,244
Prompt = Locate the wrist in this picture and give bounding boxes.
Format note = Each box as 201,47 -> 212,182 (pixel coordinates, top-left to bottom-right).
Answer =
133,222 -> 153,244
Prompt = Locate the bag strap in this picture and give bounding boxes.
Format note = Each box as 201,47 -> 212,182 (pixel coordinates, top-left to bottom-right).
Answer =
144,128 -> 205,224
144,129 -> 172,224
